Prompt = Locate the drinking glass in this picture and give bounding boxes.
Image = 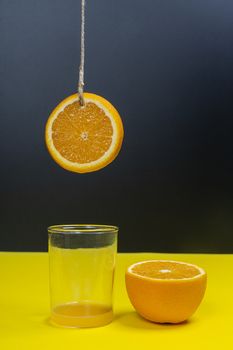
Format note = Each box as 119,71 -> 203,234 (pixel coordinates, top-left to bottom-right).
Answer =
48,224 -> 118,328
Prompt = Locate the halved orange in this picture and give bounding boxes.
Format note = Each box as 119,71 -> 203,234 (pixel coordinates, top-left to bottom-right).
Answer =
45,93 -> 124,173
125,260 -> 207,324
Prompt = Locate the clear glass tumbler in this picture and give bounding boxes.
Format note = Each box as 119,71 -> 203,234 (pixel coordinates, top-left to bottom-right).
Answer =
48,224 -> 118,328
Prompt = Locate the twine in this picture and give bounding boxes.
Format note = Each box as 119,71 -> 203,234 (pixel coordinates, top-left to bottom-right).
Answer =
78,0 -> 85,106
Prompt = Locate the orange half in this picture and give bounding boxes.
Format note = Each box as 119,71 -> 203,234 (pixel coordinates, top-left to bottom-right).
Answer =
45,93 -> 124,173
125,260 -> 207,323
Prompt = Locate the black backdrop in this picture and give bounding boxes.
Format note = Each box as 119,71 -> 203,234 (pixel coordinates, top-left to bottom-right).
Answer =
1,0 -> 233,252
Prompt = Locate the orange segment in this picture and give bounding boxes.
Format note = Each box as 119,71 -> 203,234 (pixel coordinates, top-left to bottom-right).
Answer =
126,260 -> 207,324
45,93 -> 124,173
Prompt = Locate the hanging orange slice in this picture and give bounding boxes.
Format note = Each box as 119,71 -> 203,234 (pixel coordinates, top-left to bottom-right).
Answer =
45,93 -> 124,173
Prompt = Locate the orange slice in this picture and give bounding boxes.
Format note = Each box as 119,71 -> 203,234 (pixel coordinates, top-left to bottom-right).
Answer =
125,260 -> 207,324
45,93 -> 124,173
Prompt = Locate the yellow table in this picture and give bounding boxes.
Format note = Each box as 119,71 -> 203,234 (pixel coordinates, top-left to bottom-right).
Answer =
0,252 -> 232,349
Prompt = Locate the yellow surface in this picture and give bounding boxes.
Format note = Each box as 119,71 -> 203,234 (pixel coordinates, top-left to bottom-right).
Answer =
0,252 -> 232,349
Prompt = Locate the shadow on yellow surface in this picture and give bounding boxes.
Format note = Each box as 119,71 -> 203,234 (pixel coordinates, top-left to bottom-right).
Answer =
115,311 -> 192,330
44,311 -> 192,331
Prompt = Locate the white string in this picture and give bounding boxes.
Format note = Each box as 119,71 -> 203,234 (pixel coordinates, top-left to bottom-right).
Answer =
78,0 -> 85,106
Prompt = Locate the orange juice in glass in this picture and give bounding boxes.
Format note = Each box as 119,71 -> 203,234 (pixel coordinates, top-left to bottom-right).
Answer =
48,225 -> 118,328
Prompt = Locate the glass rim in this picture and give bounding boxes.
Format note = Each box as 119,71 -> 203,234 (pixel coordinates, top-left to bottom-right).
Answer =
47,224 -> 119,234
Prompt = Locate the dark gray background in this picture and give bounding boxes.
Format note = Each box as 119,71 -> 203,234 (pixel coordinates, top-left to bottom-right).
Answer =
1,0 -> 233,252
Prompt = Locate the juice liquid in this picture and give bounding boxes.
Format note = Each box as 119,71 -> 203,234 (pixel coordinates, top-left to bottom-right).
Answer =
51,301 -> 113,328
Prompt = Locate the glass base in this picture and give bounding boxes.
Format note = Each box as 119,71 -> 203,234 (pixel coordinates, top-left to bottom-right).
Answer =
50,302 -> 113,328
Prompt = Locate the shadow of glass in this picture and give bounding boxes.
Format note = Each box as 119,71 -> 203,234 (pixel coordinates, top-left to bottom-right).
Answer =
44,317 -> 53,327
115,311 -> 191,330
44,317 -> 77,330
